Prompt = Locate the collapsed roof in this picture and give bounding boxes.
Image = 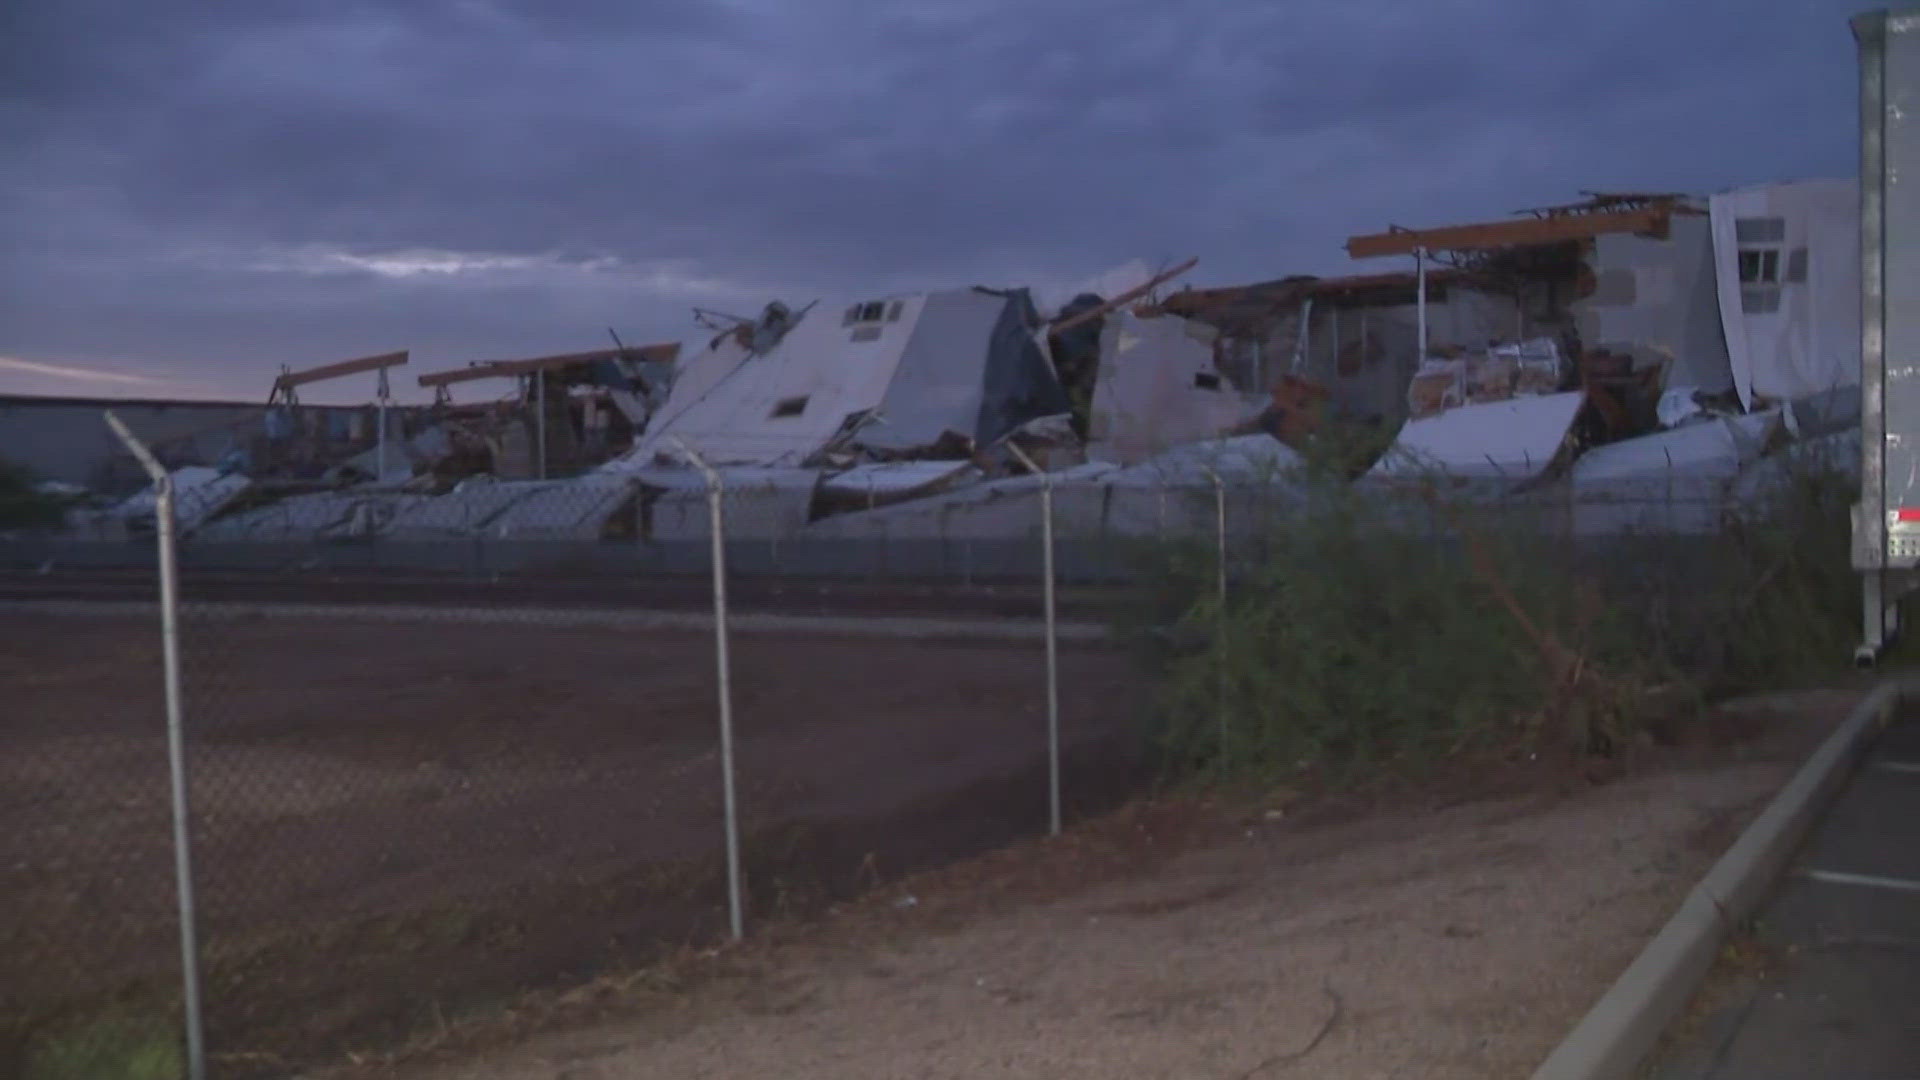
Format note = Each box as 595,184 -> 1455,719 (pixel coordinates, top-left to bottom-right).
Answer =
1344,193 -> 1695,260
605,288 -> 1071,469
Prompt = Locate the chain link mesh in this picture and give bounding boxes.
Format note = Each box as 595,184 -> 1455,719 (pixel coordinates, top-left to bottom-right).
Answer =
2,454 -> 1849,1076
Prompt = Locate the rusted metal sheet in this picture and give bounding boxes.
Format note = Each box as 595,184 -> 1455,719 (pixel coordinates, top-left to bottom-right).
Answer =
1151,269 -> 1474,326
1345,206 -> 1672,260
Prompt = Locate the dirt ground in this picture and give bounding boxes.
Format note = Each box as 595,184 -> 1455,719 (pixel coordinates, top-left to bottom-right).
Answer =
0,612 -> 1147,1077
334,689 -> 1864,1080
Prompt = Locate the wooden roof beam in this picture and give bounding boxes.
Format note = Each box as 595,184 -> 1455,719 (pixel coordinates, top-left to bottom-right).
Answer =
1345,205 -> 1671,260
1050,256 -> 1199,334
272,350 -> 409,392
417,364 -> 511,389
416,343 -> 680,388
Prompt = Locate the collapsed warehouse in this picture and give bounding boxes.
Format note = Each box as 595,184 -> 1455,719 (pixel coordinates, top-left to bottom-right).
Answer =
8,178 -> 1865,562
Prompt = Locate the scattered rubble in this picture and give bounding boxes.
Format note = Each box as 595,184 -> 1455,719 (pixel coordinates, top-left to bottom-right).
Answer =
6,179 -> 1867,552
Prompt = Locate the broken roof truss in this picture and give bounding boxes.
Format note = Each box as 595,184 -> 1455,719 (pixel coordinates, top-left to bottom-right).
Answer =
1345,193 -> 1699,261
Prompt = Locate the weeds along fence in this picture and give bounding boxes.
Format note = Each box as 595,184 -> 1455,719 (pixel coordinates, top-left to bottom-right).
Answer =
0,437 -> 1860,1079
1132,464 -> 1859,780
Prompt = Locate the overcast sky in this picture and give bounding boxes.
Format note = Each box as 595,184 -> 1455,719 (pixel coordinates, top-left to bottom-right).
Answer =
0,0 -> 1864,404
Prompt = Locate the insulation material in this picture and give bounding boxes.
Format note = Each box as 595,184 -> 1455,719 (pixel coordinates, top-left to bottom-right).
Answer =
1086,313 -> 1266,464
1657,388 -> 1706,428
1407,360 -> 1466,419
1369,391 -> 1586,482
1464,355 -> 1517,402
1492,338 -> 1567,395
1709,179 -> 1860,410
1408,338 -> 1564,420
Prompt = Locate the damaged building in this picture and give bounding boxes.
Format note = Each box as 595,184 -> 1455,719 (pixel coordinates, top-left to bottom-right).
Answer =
2,176 -> 1870,561
606,288 -> 1070,470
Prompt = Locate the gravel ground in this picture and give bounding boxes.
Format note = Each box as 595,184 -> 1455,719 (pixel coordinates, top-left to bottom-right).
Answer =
361,691 -> 1861,1080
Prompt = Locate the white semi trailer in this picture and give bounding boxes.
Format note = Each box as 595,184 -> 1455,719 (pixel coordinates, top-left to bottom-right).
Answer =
1853,8 -> 1920,665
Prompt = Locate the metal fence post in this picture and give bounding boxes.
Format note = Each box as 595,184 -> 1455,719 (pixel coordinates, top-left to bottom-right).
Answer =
1206,468 -> 1229,769
767,483 -> 781,574
1005,444 -> 1061,836
103,411 -> 206,1080
670,438 -> 744,941
1664,446 -> 1675,536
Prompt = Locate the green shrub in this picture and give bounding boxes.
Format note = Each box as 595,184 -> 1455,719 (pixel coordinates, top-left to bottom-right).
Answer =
25,1015 -> 182,1080
1701,460 -> 1858,691
1127,452 -> 1858,786
0,458 -> 73,531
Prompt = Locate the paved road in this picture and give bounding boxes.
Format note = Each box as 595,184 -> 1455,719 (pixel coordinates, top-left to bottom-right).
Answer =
1649,712 -> 1920,1079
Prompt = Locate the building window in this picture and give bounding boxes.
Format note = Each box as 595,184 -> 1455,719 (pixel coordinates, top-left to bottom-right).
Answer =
1738,248 -> 1780,285
886,300 -> 904,322
843,301 -> 887,325
1193,372 -> 1222,390
849,326 -> 883,343
1785,247 -> 1809,284
770,396 -> 808,419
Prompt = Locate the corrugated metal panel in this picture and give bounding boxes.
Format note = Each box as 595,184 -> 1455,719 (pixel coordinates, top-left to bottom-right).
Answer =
1368,392 -> 1586,483
859,289 -> 1003,453
613,296 -> 927,467
487,479 -> 640,540
115,468 -> 252,534
820,461 -> 979,499
381,480 -> 556,537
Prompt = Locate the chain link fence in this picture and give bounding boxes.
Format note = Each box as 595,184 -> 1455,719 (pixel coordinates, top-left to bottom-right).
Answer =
2,417 -> 1858,1077
3,612 -> 185,1080
5,423 -> 1166,1080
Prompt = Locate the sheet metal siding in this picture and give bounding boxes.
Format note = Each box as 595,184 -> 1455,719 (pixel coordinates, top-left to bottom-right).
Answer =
861,289 -> 1002,452
974,290 -> 1071,448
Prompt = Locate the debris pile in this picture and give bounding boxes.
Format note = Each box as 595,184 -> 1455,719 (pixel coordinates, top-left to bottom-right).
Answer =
5,178 -> 1870,554
1407,337 -> 1569,420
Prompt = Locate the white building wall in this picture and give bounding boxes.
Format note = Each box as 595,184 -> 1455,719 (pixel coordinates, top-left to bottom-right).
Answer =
1709,179 -> 1860,408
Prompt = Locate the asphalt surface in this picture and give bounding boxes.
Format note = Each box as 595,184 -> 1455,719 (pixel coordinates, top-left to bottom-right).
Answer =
1649,713 -> 1920,1080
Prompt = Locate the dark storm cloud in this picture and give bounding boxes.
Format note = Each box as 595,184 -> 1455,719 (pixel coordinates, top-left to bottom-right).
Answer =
0,0 -> 1865,400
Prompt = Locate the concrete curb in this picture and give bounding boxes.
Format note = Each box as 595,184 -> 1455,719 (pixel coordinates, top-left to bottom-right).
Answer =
1528,679 -> 1909,1080
0,597 -> 1114,644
